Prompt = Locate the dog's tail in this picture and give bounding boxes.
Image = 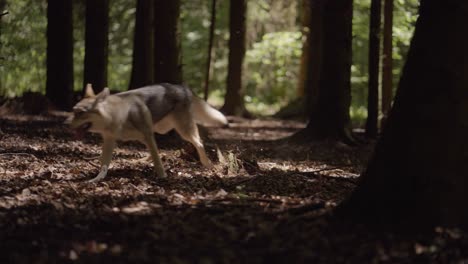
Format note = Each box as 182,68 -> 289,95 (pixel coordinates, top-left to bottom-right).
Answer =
192,97 -> 228,127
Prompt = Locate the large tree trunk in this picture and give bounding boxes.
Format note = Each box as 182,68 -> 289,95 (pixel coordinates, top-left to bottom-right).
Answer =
83,0 -> 109,94
46,0 -> 73,111
292,0 -> 353,142
153,0 -> 182,84
341,0 -> 468,228
129,0 -> 154,90
221,0 -> 248,117
365,0 -> 382,138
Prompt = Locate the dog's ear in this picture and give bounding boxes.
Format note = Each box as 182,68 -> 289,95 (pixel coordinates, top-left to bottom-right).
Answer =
85,83 -> 95,98
96,87 -> 110,101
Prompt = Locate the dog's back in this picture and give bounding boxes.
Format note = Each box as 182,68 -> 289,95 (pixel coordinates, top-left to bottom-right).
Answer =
118,83 -> 227,127
117,83 -> 193,123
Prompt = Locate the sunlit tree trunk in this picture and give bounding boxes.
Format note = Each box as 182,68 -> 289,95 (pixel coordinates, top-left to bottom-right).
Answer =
292,0 -> 353,142
83,0 -> 109,94
366,0 -> 382,138
46,0 -> 73,111
341,0 -> 468,228
129,0 -> 154,90
221,0 -> 248,116
381,0 -> 393,126
153,0 -> 182,84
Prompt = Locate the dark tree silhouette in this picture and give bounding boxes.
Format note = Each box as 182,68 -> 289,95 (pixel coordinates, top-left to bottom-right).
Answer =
83,0 -> 109,94
366,0 -> 382,138
221,0 -> 248,116
341,0 -> 468,228
129,0 -> 154,90
46,0 -> 73,111
291,0 -> 353,142
153,0 -> 182,84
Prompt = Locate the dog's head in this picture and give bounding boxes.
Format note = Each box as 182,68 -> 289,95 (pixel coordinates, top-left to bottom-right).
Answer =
66,84 -> 110,138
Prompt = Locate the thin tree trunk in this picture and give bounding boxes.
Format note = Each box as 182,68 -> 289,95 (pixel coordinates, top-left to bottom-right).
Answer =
154,0 -> 182,84
83,0 -> 109,94
129,0 -> 154,90
381,0 -> 393,127
221,0 -> 248,117
366,0 -> 382,138
46,0 -> 73,111
0,0 -> 5,92
341,0 -> 468,228
203,0 -> 217,101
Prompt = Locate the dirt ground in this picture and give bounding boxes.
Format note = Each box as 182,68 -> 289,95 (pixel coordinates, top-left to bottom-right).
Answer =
1,113 -> 468,263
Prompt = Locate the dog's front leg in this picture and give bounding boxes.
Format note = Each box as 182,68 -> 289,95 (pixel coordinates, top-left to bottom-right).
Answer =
143,131 -> 167,178
89,137 -> 116,182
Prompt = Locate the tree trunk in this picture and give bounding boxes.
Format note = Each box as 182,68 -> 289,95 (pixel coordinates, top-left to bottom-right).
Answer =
203,0 -> 217,101
221,0 -> 248,117
365,0 -> 382,138
46,0 -> 73,111
153,0 -> 182,84
83,0 -> 109,94
341,0 -> 468,228
296,0 -> 311,98
129,0 -> 154,90
304,0 -> 324,116
381,0 -> 393,126
292,0 -> 353,142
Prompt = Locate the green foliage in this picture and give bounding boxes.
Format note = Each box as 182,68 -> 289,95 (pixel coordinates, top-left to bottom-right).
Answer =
245,31 -> 302,106
180,0 -> 230,95
351,0 -> 419,111
0,0 -> 47,96
0,0 -> 420,124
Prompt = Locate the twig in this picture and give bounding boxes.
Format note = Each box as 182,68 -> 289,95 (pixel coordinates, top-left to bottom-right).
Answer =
0,152 -> 37,159
88,161 -> 100,168
213,197 -> 284,204
83,155 -> 100,160
283,202 -> 326,215
0,11 -> 8,17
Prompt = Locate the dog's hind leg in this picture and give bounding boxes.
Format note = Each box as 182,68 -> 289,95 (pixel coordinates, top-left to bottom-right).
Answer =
173,111 -> 212,168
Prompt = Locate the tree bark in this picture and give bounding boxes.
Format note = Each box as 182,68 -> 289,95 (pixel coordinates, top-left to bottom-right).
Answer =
381,0 -> 393,126
292,0 -> 353,142
341,0 -> 468,228
46,0 -> 73,111
203,0 -> 217,101
296,0 -> 312,98
153,0 -> 182,84
129,0 -> 154,90
83,0 -> 109,94
221,0 -> 248,117
366,0 -> 382,138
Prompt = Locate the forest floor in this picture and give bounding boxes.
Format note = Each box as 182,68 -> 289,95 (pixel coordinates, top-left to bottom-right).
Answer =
1,112 -> 468,263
